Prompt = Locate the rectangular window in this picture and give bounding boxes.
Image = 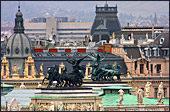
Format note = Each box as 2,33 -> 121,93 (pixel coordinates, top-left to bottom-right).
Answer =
140,64 -> 144,74
150,64 -> 153,74
156,64 -> 161,73
4,65 -> 6,76
163,88 -> 167,98
154,88 -> 158,98
28,65 -> 32,76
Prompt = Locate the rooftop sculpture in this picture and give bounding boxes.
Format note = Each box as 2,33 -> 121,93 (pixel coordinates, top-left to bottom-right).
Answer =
88,53 -> 124,81
42,56 -> 87,88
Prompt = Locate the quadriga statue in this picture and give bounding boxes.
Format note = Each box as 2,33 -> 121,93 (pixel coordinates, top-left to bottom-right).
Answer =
42,56 -> 87,88
88,53 -> 123,81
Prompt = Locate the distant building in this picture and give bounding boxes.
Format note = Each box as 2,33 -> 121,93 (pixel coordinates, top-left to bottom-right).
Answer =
24,17 -> 92,42
91,2 -> 121,39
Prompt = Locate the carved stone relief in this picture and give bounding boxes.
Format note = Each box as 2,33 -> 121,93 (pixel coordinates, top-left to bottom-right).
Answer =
59,102 -> 94,111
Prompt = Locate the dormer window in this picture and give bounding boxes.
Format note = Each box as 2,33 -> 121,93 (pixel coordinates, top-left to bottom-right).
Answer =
152,47 -> 160,56
160,37 -> 164,44
153,47 -> 157,56
144,48 -> 149,56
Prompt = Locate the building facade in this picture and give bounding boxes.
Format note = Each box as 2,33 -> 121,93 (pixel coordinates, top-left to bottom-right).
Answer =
99,32 -> 169,98
24,17 -> 92,42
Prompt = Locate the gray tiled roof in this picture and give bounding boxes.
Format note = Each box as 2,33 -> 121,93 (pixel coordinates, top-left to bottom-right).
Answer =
123,47 -> 141,59
152,33 -> 169,48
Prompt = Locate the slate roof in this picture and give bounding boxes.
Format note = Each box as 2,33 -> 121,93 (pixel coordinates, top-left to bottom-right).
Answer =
123,46 -> 141,59
91,19 -> 121,35
151,33 -> 169,48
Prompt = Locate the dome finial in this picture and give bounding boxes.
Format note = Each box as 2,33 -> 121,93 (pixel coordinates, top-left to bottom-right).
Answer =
14,1 -> 24,33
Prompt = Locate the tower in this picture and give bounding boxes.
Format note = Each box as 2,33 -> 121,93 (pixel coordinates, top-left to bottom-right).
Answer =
91,2 -> 121,37
5,3 -> 38,77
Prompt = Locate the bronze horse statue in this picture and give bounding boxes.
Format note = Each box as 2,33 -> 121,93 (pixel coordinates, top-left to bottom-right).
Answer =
42,56 -> 87,88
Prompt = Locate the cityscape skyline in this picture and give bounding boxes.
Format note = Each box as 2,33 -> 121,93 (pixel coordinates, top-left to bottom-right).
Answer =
1,1 -> 169,26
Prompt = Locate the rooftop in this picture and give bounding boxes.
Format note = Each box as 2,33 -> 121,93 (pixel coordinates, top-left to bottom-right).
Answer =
102,93 -> 169,106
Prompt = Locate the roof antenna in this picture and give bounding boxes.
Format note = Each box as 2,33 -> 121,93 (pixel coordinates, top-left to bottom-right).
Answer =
18,1 -> 20,11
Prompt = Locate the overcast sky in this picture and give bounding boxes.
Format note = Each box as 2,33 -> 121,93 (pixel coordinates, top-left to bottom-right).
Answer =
1,1 -> 169,21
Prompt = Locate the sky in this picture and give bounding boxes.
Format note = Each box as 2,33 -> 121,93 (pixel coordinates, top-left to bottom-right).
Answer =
1,1 -> 169,22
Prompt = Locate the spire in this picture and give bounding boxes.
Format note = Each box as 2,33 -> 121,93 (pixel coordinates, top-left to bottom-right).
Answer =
14,1 -> 25,33
154,12 -> 157,25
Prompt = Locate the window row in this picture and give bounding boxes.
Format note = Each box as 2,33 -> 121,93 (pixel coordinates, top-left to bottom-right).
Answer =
57,28 -> 90,31
25,33 -> 46,36
58,37 -> 85,39
58,33 -> 89,35
25,29 -> 46,31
